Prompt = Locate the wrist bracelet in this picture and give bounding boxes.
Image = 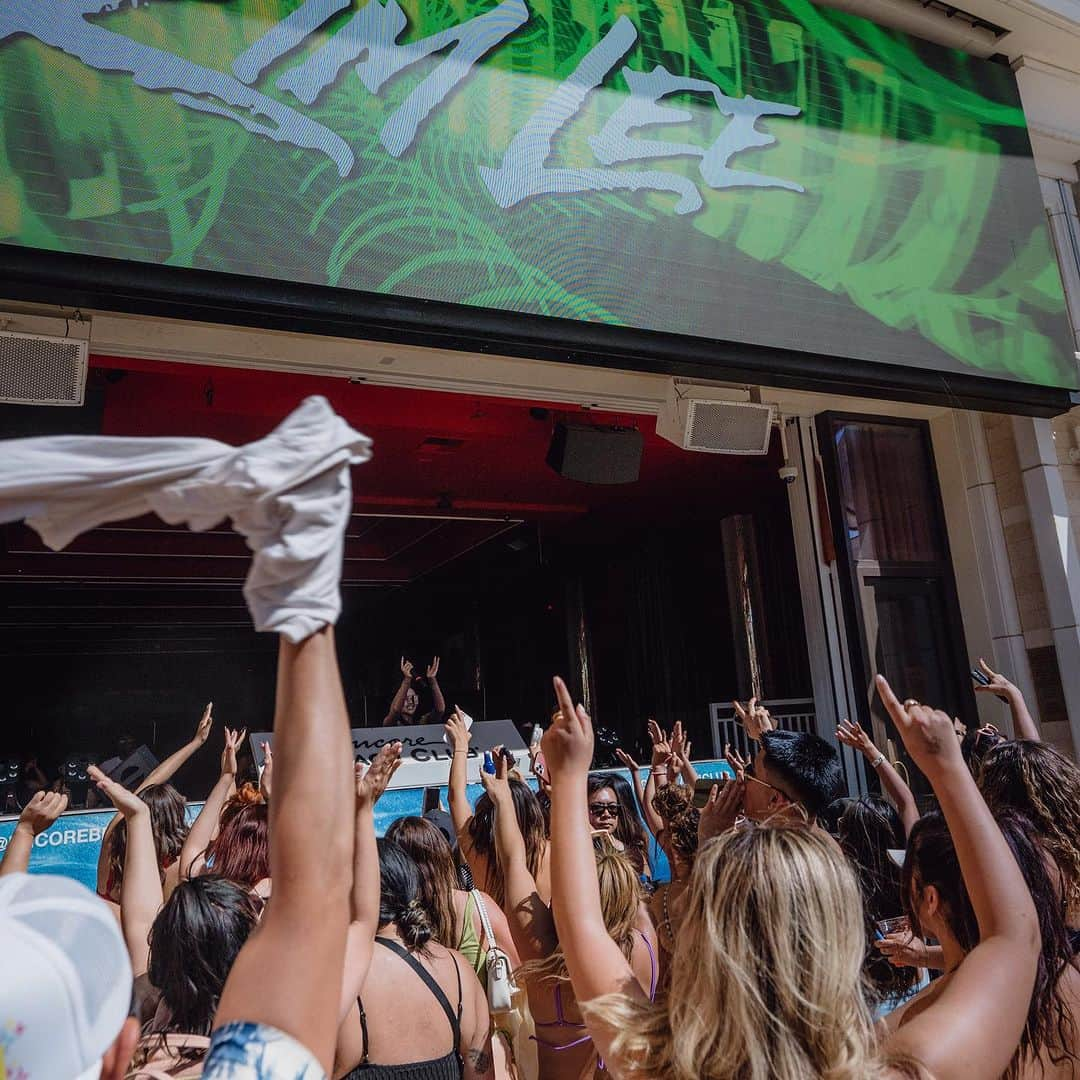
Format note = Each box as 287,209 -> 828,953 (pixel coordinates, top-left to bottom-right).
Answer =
868,752 -> 886,770
452,749 -> 468,755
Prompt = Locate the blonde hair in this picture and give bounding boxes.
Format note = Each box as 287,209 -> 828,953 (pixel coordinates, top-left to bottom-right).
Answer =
586,822 -> 908,1080
518,840 -> 640,986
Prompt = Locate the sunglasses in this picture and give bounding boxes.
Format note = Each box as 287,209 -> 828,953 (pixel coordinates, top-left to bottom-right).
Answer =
742,764 -> 792,803
588,803 -> 620,817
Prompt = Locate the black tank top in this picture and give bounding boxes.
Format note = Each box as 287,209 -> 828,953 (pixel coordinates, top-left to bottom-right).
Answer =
343,937 -> 464,1080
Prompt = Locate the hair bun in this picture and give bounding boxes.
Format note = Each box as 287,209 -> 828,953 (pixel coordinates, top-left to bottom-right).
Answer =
399,899 -> 433,949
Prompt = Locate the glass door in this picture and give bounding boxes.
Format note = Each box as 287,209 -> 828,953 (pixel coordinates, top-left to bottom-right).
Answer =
817,414 -> 975,798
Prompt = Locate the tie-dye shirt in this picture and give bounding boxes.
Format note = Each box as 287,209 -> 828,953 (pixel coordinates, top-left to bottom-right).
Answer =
201,1022 -> 325,1080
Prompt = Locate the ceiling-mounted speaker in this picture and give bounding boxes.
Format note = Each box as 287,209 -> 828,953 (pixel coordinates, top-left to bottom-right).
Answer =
0,329 -> 88,406
656,383 -> 775,454
546,423 -> 643,485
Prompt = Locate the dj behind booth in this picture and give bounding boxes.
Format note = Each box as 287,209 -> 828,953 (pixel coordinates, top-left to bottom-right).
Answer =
0,718 -> 733,889
0,719 -> 534,889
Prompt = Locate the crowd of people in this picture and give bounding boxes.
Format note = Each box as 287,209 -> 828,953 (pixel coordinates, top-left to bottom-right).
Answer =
2,634 -> 1079,1080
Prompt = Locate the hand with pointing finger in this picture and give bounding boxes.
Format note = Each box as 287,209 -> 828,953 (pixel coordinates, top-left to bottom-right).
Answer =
544,676 -> 594,780
973,658 -> 1020,704
875,675 -> 961,777
194,701 -> 214,746
259,742 -> 273,801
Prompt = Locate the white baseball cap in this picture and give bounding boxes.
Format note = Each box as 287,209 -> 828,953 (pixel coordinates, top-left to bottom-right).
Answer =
0,873 -> 133,1080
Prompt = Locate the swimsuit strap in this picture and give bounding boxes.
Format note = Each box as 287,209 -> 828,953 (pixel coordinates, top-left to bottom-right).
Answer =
376,937 -> 463,1051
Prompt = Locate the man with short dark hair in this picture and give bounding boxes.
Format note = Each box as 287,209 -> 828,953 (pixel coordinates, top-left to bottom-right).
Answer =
700,720 -> 846,842
743,728 -> 843,823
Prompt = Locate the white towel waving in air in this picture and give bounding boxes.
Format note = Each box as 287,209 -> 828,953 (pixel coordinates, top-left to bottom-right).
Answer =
0,395 -> 371,642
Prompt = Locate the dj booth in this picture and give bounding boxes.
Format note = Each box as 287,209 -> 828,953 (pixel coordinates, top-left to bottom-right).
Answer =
0,717 -> 733,888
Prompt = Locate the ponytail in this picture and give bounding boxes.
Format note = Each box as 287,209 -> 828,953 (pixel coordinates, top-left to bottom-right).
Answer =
398,898 -> 434,950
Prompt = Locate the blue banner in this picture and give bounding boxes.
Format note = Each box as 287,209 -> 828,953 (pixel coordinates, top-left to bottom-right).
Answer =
0,810 -> 116,891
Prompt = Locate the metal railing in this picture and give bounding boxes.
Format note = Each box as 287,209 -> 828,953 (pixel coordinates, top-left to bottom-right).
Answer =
710,698 -> 816,759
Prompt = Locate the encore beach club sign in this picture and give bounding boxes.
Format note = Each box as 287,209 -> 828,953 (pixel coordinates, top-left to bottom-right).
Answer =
0,0 -> 1072,387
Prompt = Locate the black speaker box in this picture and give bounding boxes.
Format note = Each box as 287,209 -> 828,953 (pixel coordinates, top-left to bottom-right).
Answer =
546,423 -> 643,485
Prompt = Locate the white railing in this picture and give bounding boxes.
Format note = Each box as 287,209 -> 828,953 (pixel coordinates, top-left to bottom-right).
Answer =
710,698 -> 816,760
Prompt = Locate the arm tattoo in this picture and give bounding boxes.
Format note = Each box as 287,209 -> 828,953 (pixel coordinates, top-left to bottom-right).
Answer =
466,1047 -> 492,1073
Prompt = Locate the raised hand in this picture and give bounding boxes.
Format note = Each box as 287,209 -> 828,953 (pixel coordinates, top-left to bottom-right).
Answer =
875,675 -> 961,776
221,726 -> 247,777
444,708 -> 471,752
836,718 -> 877,757
698,777 -> 745,842
724,743 -> 749,780
614,748 -> 640,773
647,718 -> 672,769
194,701 -> 214,745
88,765 -> 147,819
259,741 -> 273,801
974,658 -> 1019,703
734,697 -> 773,742
18,790 -> 68,835
543,676 -> 594,780
670,721 -> 688,762
480,744 -> 512,802
400,656 -> 414,680
426,656 -> 440,680
356,742 -> 402,809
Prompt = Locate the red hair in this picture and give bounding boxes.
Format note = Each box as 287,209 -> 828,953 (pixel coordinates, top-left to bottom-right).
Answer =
207,802 -> 269,889
217,783 -> 264,832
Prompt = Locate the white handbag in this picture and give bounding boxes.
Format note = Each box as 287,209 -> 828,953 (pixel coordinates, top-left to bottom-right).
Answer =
471,887 -> 518,1013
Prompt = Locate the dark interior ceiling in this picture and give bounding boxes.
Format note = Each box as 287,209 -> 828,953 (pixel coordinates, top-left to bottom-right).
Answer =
0,354 -> 784,603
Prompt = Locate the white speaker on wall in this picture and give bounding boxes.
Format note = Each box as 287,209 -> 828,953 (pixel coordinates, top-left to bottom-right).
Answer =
656,382 -> 775,454
0,329 -> 89,406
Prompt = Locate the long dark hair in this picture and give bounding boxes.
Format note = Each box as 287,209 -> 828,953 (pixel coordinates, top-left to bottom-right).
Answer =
107,783 -> 188,888
590,773 -> 649,876
206,802 -> 269,890
466,779 -> 546,908
378,838 -> 435,952
144,875 -> 259,1056
835,795 -> 915,1001
904,810 -> 1078,1077
386,816 -> 459,948
978,740 -> 1080,913
960,725 -> 1007,775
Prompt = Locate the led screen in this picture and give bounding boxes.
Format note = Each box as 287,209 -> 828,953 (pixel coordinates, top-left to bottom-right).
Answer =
0,0 -> 1074,388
